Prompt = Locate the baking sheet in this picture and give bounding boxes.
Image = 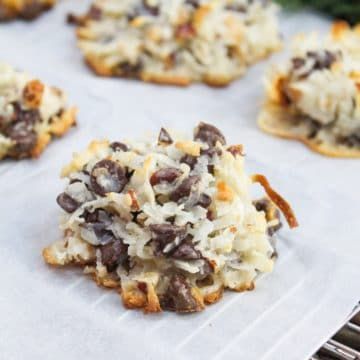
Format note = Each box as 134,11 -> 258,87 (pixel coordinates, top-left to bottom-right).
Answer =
1,1 -> 360,359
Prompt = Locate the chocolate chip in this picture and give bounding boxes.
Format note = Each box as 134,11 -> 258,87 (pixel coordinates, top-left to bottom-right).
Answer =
12,113 -> 37,129
142,0 -> 159,16
307,50 -> 337,70
110,141 -> 128,152
307,51 -> 321,61
169,175 -> 200,202
340,134 -> 360,147
199,146 -> 222,174
294,50 -> 339,78
83,208 -> 112,229
268,222 -> 282,236
66,13 -> 81,25
175,23 -> 196,40
180,154 -> 197,170
206,210 -> 215,221
227,145 -> 244,157
150,167 -> 182,186
118,62 -> 142,77
100,239 -> 128,272
150,224 -> 187,251
88,5 -> 102,20
11,102 -> 40,125
7,125 -> 37,157
90,159 -> 128,196
83,208 -> 107,223
96,229 -> 118,245
271,248 -> 278,259
158,127 -> 173,145
201,259 -> 214,276
161,274 -> 198,312
137,281 -> 147,293
200,147 -> 222,158
81,208 -> 118,245
126,169 -> 135,180
254,198 -> 269,213
8,102 -> 39,129
196,275 -> 214,288
253,199 -> 282,236
165,216 -> 176,224
170,242 -> 201,260
0,115 -> 6,129
207,164 -> 215,175
126,7 -> 141,21
225,4 -> 247,12
5,104 -> 40,157
307,120 -> 321,139
196,193 -> 212,208
194,122 -> 226,147
186,0 -> 200,7
56,192 -> 80,213
21,3 -> 48,20
291,57 -> 306,70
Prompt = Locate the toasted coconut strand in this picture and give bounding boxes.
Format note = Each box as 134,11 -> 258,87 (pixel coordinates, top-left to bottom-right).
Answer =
144,283 -> 161,313
121,287 -> 147,310
232,281 -> 255,292
87,269 -> 120,289
94,275 -> 119,289
128,189 -> 140,211
188,287 -> 205,313
251,174 -> 298,228
121,281 -> 161,313
42,237 -> 96,266
203,287 -> 223,305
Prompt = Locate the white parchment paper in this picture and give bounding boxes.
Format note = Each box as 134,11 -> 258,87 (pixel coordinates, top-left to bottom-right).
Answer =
0,1 -> 359,359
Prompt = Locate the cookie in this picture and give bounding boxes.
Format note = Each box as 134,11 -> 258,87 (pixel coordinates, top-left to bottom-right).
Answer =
258,21 -> 360,158
43,122 -> 297,313
0,0 -> 55,21
0,63 -> 76,160
71,0 -> 281,86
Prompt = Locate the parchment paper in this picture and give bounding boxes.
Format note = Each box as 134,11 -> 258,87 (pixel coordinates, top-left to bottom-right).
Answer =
0,2 -> 359,359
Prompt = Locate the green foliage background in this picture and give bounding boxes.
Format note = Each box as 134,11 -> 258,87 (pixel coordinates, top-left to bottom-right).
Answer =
275,0 -> 360,24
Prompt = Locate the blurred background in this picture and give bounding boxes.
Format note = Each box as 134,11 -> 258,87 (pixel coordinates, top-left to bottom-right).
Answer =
276,0 -> 360,24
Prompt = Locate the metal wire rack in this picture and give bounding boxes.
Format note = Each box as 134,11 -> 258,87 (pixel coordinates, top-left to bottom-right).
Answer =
310,303 -> 360,360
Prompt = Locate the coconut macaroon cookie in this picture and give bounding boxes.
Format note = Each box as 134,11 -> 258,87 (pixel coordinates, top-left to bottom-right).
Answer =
43,123 -> 297,313
72,0 -> 281,86
0,63 -> 76,159
0,0 -> 56,21
259,22 -> 360,158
